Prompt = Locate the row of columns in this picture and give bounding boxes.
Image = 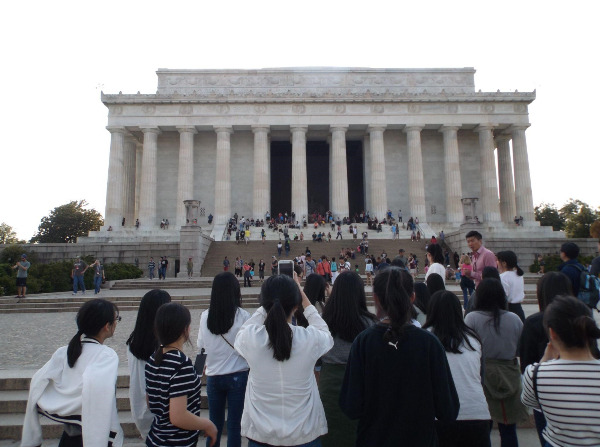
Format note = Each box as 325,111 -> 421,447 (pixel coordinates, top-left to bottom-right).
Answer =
105,123 -> 534,228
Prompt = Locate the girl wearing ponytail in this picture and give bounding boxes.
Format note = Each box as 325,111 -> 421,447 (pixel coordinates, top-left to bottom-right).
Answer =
234,273 -> 333,447
339,266 -> 459,446
522,295 -> 600,447
22,299 -> 123,447
497,250 -> 526,323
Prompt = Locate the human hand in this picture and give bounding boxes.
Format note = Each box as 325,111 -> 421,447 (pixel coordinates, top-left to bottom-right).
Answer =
204,420 -> 218,447
540,341 -> 560,363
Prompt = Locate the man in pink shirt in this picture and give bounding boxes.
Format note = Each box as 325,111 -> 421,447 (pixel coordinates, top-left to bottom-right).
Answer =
464,230 -> 496,285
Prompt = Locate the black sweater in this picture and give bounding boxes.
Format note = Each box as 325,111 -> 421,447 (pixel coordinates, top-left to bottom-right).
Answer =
340,324 -> 459,447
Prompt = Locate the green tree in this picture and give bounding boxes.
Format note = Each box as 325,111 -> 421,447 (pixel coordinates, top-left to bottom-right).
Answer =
30,200 -> 104,243
534,203 -> 565,231
0,222 -> 24,244
559,199 -> 600,239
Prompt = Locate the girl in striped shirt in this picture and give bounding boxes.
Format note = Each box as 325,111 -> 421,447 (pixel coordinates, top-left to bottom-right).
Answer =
522,295 -> 600,447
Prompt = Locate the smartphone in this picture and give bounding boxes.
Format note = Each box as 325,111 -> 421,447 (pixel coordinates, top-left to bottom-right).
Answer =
278,260 -> 294,278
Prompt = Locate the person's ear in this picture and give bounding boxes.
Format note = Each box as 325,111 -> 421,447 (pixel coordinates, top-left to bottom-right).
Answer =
548,327 -> 557,342
410,292 -> 415,304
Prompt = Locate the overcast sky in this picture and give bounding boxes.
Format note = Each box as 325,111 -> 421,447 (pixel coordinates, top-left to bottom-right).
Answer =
1,0 -> 598,240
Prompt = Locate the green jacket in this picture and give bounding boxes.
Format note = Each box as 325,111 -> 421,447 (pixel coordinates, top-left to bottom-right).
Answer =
483,358 -> 529,424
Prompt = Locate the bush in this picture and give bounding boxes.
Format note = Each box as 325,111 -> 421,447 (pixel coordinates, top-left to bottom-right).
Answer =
104,263 -> 144,281
529,254 -> 595,273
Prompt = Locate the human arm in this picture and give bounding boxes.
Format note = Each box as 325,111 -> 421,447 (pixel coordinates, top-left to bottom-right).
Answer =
234,307 -> 267,357
196,312 -> 206,350
518,316 -> 547,373
169,395 -> 217,446
521,363 -> 541,410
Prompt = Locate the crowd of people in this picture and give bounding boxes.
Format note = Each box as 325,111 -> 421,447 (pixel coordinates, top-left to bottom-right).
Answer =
19,232 -> 600,447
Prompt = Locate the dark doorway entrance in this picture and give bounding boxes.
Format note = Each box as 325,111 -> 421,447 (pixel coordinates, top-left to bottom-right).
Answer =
306,141 -> 330,215
346,141 -> 365,218
270,141 -> 292,215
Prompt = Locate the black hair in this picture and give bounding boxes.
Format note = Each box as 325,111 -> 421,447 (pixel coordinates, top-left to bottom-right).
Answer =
295,274 -> 327,328
322,271 -> 376,342
536,271 -> 573,312
68,299 -> 119,368
398,270 -> 417,320
544,295 -> 600,351
423,291 -> 480,354
373,267 -> 413,345
426,244 -> 444,264
496,251 -> 524,276
473,278 -> 507,333
481,266 -> 500,281
391,258 -> 406,269
465,230 -> 483,240
426,273 -> 445,296
414,282 -> 431,315
153,303 -> 191,365
560,242 -> 580,260
207,272 -> 242,335
127,289 -> 172,360
260,275 -> 301,361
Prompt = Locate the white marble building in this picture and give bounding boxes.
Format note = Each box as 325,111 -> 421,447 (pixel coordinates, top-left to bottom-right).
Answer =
98,67 -> 537,238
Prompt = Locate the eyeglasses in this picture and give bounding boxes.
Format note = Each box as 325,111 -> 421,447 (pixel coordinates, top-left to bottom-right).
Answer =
114,316 -> 122,323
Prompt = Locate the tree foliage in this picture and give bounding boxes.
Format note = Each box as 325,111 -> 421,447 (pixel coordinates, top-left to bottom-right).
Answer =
534,203 -> 565,231
590,221 -> 600,239
0,223 -> 24,244
30,200 -> 104,243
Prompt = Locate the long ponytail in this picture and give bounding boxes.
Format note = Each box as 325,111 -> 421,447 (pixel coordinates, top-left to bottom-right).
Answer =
153,303 -> 191,366
497,250 -> 523,276
260,275 -> 300,361
67,299 -> 118,368
373,267 -> 412,345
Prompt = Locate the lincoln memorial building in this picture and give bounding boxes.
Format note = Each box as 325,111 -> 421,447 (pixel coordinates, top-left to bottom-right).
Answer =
98,67 -> 538,239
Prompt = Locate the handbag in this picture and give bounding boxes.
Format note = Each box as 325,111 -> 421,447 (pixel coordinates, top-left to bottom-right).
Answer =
194,348 -> 206,376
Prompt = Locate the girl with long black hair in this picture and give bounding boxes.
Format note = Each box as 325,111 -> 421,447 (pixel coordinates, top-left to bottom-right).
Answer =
319,271 -> 377,447
340,267 -> 459,446
425,244 -> 446,284
145,303 -> 217,447
127,289 -> 172,439
423,291 -> 491,447
22,299 -> 123,447
197,272 -> 250,447
497,250 -> 526,323
234,273 -> 333,447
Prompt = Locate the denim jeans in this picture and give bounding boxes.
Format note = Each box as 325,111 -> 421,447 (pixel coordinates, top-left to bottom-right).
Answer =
462,287 -> 474,309
93,276 -> 102,294
206,370 -> 248,447
149,267 -> 154,279
73,276 -> 85,293
497,422 -> 518,447
248,438 -> 321,447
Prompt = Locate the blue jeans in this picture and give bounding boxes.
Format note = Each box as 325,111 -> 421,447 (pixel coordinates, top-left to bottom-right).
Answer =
93,276 -> 102,294
73,276 -> 85,293
149,267 -> 154,279
497,422 -> 518,447
248,439 -> 321,447
462,287 -> 474,309
206,370 -> 248,447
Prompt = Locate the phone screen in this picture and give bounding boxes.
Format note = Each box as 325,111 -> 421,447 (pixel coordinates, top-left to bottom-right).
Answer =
278,260 -> 294,278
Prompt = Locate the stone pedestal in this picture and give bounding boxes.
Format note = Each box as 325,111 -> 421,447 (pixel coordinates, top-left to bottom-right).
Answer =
179,200 -> 206,278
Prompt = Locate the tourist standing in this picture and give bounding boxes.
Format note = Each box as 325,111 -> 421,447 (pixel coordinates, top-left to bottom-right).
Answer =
148,257 -> 156,280
425,244 -> 446,284
521,295 -> 600,447
160,256 -> 168,280
277,241 -> 282,257
258,259 -> 265,282
465,278 -> 528,447
223,256 -> 230,272
21,299 -> 123,447
339,267 -> 459,446
197,273 -> 250,447
558,242 -> 586,296
304,254 -> 317,277
126,290 -> 172,439
271,256 -> 278,276
497,251 -> 526,323
145,303 -> 217,446
91,259 -> 105,294
12,253 -> 30,298
243,262 -> 252,288
234,274 -> 333,447
71,256 -> 88,295
423,291 -> 491,447
459,254 -> 475,309
464,231 -> 496,286
187,257 -> 194,278
365,259 -> 373,286
330,257 -> 338,283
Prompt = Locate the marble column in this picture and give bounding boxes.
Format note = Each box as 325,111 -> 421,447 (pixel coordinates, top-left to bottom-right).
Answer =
138,127 -> 161,228
290,126 -> 308,221
404,126 -> 426,222
330,126 -> 350,219
495,135 -> 516,223
511,125 -> 535,223
123,135 -> 137,227
440,126 -> 464,224
252,125 -> 270,219
176,126 -> 197,228
105,127 -> 128,229
475,124 -> 501,223
134,142 -> 142,221
368,126 -> 387,220
214,126 -> 233,224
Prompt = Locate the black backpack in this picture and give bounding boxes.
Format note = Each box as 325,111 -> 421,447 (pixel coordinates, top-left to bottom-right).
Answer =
575,264 -> 600,311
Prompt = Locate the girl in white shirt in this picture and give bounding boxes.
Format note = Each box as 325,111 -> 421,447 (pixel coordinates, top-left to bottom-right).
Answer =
126,289 -> 172,439
497,250 -> 526,323
197,272 -> 251,447
234,273 -> 334,447
22,299 -> 123,447
425,244 -> 446,284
